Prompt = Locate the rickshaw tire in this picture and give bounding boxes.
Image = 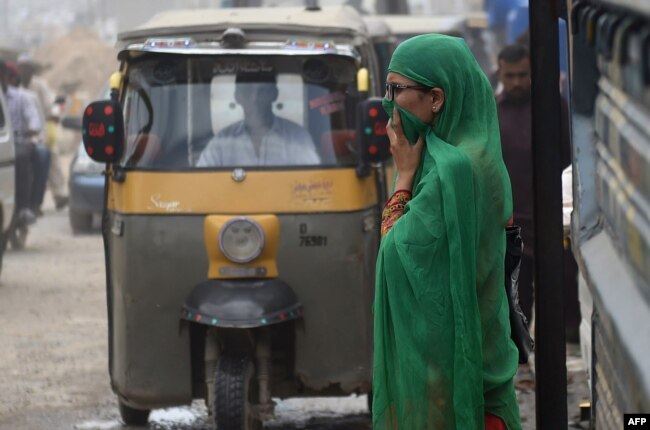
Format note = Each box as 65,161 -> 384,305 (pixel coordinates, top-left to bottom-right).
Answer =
214,354 -> 262,430
118,401 -> 150,426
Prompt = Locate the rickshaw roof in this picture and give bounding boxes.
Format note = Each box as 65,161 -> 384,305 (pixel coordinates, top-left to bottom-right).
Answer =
118,6 -> 368,43
362,16 -> 392,38
375,14 -> 466,37
465,11 -> 488,29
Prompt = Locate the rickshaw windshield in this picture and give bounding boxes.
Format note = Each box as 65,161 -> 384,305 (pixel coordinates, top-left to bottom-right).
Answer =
121,54 -> 361,170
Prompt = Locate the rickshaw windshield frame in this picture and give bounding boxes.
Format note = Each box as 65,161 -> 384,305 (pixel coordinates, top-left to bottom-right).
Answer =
120,52 -> 364,171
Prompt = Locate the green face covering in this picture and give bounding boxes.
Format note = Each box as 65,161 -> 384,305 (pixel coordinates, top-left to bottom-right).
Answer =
373,34 -> 521,430
381,98 -> 431,145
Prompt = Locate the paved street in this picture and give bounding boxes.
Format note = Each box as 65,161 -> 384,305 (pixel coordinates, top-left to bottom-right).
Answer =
0,204 -> 589,429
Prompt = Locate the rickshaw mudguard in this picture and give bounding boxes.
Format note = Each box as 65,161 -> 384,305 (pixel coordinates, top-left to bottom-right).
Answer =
182,278 -> 302,328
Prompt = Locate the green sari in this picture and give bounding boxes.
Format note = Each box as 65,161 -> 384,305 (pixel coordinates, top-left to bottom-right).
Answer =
373,34 -> 522,429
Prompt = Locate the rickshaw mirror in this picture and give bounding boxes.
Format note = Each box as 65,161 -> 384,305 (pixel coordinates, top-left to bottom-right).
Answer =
356,97 -> 391,163
81,100 -> 125,163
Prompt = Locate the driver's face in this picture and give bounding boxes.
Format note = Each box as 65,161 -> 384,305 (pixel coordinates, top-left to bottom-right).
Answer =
234,80 -> 279,130
234,82 -> 277,113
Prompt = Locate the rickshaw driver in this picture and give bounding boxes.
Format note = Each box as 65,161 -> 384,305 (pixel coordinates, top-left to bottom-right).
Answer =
197,72 -> 320,167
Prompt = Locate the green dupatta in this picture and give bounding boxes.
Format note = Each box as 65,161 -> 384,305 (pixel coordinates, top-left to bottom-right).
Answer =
372,34 -> 522,429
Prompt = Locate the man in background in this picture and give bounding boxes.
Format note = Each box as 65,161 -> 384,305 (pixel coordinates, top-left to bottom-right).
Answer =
495,44 -> 575,340
0,59 -> 42,225
17,54 -> 68,211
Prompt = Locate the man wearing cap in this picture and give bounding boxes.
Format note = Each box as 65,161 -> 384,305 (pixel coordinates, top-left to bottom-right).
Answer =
0,59 -> 43,225
17,54 -> 68,212
197,73 -> 320,167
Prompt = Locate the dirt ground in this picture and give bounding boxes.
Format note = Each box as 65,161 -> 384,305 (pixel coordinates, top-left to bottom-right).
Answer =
0,203 -> 113,428
0,196 -> 590,429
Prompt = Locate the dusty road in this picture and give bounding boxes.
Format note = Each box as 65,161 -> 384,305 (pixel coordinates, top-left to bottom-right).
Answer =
0,204 -> 589,429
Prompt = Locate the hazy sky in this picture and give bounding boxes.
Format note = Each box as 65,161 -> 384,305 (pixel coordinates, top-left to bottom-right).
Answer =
0,0 -> 477,50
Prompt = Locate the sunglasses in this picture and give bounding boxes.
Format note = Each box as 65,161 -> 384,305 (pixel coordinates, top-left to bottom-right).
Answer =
385,82 -> 431,101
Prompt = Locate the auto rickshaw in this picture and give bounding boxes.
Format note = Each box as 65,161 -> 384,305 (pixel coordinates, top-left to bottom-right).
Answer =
81,6 -> 391,429
365,13 -> 492,75
361,16 -> 394,88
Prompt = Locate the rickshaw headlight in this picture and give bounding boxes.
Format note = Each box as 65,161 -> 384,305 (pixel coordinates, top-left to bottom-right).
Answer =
219,218 -> 265,263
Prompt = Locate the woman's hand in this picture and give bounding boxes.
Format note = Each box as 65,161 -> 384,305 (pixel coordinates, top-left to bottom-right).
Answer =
387,108 -> 424,192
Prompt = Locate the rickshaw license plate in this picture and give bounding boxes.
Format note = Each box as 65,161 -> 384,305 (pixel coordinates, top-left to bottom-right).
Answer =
299,235 -> 328,247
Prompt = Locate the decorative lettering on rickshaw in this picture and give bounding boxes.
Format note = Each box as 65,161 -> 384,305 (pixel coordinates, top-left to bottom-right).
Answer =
212,60 -> 274,75
213,63 -> 238,74
291,179 -> 334,205
308,92 -> 346,116
148,193 -> 182,212
88,122 -> 106,138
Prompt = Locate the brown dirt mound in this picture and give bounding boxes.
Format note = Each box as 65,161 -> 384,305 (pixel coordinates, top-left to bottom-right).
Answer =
33,27 -> 118,99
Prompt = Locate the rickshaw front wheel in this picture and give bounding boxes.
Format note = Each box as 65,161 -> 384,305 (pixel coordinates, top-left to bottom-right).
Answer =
118,400 -> 150,426
214,354 -> 262,430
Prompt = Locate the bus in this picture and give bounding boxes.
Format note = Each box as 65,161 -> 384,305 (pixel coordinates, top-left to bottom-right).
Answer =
568,0 -> 650,426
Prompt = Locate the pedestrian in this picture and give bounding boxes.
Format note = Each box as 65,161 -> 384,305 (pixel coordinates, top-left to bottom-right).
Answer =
17,54 -> 68,212
0,59 -> 43,225
374,34 -> 521,429
44,96 -> 69,210
495,44 -> 574,340
10,57 -> 49,217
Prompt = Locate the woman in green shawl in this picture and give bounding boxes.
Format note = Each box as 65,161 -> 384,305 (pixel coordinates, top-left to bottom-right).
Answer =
373,34 -> 522,429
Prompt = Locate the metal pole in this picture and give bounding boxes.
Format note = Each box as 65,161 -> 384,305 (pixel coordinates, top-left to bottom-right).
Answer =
528,0 -> 568,428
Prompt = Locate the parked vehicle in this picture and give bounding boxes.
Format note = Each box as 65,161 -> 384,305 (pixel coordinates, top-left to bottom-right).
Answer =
375,14 -> 467,42
362,16 -> 394,87
82,6 -> 391,429
68,141 -> 104,233
364,13 -> 491,75
61,90 -> 108,234
569,0 -> 650,422
0,89 -> 15,277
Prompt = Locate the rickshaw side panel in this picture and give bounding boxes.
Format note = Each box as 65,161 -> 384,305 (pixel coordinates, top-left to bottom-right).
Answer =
107,214 -> 208,408
276,210 -> 378,394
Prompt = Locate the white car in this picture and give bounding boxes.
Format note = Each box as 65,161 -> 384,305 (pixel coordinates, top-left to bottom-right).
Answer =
0,90 -> 15,277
